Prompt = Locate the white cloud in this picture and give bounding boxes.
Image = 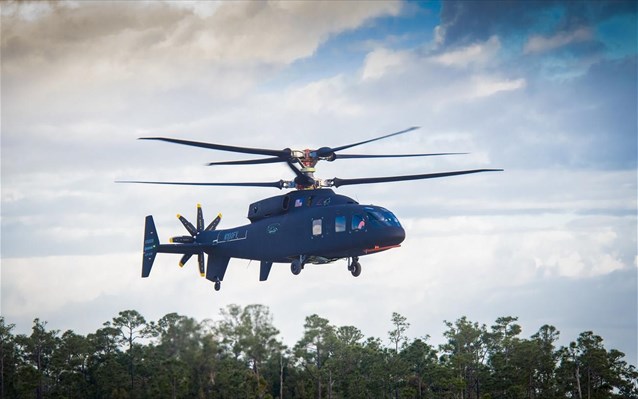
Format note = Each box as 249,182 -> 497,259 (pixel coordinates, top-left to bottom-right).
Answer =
283,75 -> 364,116
469,75 -> 526,98
430,36 -> 501,68
361,47 -> 413,80
524,27 -> 593,54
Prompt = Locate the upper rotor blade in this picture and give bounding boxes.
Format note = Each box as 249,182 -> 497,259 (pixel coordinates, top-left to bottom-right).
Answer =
330,169 -> 503,187
329,126 -> 420,153
139,137 -> 289,158
206,157 -> 286,166
335,152 -> 467,160
116,180 -> 290,189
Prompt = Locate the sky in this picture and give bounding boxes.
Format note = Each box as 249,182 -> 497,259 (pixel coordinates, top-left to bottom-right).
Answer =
2,0 -> 637,364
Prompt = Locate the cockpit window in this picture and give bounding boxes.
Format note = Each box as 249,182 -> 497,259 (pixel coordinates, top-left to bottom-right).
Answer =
351,214 -> 365,231
365,207 -> 401,227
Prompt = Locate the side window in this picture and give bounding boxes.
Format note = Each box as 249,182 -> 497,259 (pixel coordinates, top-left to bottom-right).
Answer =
351,214 -> 365,231
312,218 -> 322,236
335,215 -> 346,232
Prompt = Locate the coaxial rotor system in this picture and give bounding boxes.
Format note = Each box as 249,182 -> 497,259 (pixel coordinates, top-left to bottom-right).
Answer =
119,127 -> 502,189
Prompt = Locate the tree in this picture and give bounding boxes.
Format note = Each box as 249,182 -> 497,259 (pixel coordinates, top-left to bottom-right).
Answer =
389,312 -> 410,353
105,309 -> 153,394
14,319 -> 59,399
529,324 -> 561,398
216,304 -> 282,398
294,314 -> 335,399
557,331 -> 638,399
401,337 -> 438,399
388,312 -> 411,399
85,325 -> 129,398
50,330 -> 90,398
0,317 -> 18,399
440,316 -> 489,399
326,325 -> 366,398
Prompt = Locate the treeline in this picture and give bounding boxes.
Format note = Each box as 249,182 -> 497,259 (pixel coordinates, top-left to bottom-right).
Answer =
1,305 -> 636,399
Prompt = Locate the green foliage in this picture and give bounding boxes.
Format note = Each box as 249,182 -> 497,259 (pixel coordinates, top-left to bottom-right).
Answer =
2,309 -> 636,399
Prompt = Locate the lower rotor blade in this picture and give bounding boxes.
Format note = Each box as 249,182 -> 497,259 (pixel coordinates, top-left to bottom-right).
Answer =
330,169 -> 503,187
116,180 -> 291,189
198,253 -> 205,277
335,152 -> 467,159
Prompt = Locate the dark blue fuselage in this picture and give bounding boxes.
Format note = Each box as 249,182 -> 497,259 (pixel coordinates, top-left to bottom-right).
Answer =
143,189 -> 406,288
195,189 -> 405,264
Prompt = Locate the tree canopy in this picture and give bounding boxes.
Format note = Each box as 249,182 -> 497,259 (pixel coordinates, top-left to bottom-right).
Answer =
1,307 -> 636,399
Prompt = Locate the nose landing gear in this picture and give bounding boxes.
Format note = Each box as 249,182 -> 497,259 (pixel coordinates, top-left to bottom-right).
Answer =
348,257 -> 361,277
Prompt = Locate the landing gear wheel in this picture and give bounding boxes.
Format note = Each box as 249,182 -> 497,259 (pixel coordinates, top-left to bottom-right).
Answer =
351,261 -> 361,277
291,259 -> 302,275
214,280 -> 221,291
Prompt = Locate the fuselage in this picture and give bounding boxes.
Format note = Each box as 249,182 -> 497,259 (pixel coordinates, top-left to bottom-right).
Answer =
194,189 -> 405,264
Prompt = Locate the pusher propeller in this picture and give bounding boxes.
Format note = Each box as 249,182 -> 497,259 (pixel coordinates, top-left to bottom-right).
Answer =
170,204 -> 223,276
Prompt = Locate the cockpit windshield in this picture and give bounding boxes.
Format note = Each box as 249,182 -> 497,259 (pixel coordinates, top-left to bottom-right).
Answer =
364,207 -> 401,227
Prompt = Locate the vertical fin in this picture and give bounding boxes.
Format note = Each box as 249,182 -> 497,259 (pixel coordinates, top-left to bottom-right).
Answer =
206,255 -> 231,283
142,215 -> 159,277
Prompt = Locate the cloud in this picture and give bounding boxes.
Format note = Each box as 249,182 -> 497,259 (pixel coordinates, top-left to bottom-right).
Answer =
1,0 -> 401,126
431,36 -> 501,67
361,48 -> 414,80
524,27 -> 593,54
435,1 -> 635,48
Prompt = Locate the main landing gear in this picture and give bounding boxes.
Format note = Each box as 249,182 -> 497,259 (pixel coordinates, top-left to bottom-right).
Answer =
290,256 -> 362,277
291,256 -> 306,275
348,257 -> 361,277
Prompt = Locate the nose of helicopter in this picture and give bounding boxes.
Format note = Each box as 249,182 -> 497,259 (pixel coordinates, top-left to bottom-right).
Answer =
384,226 -> 406,246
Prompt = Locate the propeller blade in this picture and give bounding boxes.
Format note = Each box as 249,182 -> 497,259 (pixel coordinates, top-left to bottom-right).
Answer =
329,169 -> 503,187
205,213 -> 222,231
177,214 -> 197,236
171,236 -> 195,244
196,204 -> 204,232
206,157 -> 286,166
335,152 -> 468,160
179,253 -> 193,267
139,137 -> 289,158
116,180 -> 291,189
198,253 -> 205,277
323,126 -> 420,155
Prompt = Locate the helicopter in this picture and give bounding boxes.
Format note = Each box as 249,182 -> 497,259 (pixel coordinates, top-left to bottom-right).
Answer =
120,127 -> 502,291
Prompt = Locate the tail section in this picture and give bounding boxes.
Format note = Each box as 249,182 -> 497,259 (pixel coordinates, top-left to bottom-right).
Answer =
142,215 -> 159,277
141,205 -> 230,291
